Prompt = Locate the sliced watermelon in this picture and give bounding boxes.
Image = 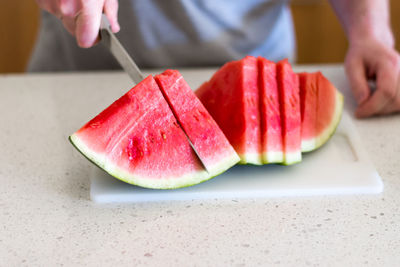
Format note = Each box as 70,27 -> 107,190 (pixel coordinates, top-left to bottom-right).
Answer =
70,76 -> 213,189
299,72 -> 318,152
154,69 -> 240,177
196,56 -> 263,165
277,59 -> 301,165
299,72 -> 344,151
257,57 -> 283,163
315,72 -> 344,149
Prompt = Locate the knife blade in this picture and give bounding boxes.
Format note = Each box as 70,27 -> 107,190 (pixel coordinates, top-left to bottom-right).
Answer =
100,15 -> 144,84
99,16 -> 209,173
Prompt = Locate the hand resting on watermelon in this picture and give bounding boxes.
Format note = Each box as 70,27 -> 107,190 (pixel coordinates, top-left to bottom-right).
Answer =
35,0 -> 120,48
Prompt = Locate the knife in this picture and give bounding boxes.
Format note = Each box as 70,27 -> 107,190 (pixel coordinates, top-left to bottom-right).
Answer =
99,16 -> 209,173
100,15 -> 144,84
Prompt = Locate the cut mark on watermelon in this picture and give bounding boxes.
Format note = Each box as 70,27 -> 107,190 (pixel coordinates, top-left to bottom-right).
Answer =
257,57 -> 283,164
155,74 -> 209,173
277,59 -> 302,165
175,119 -> 210,173
299,72 -> 318,152
155,70 -> 240,176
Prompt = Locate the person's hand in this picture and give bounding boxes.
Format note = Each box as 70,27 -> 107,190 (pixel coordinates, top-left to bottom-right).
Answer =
36,0 -> 120,48
345,38 -> 400,118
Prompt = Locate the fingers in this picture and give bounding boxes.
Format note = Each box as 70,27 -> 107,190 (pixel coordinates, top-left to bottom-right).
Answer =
345,54 -> 370,105
61,16 -> 76,35
355,57 -> 400,118
36,0 -> 107,48
380,76 -> 400,114
104,0 -> 120,33
75,0 -> 104,48
58,0 -> 81,35
59,0 -> 79,17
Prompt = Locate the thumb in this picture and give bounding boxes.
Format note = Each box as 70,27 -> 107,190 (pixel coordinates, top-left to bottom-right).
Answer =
345,55 -> 370,105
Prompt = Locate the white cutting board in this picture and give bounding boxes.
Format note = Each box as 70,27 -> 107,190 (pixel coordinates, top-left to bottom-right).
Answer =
89,111 -> 383,203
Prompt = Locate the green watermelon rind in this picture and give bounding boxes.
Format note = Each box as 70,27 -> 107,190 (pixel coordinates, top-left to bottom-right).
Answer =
302,90 -> 344,153
70,134 -> 239,190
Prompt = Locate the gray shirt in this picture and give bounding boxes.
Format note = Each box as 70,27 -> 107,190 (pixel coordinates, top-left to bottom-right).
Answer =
28,0 -> 295,71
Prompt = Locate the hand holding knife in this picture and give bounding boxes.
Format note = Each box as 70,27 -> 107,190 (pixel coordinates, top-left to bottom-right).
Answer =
98,15 -> 209,173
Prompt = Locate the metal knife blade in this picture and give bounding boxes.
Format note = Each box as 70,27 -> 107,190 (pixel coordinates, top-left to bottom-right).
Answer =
100,15 -> 144,84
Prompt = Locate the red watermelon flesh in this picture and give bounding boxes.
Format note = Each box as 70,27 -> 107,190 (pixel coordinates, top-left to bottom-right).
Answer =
257,57 -> 283,163
277,59 -> 301,165
299,72 -> 318,152
154,69 -> 240,177
196,56 -> 263,165
70,76 -> 211,189
299,72 -> 344,151
315,72 -> 344,148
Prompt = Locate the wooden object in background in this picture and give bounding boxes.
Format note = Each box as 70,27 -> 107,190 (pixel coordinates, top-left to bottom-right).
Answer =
390,1 -> 400,54
291,0 -> 348,63
292,0 -> 400,64
0,1 -> 39,73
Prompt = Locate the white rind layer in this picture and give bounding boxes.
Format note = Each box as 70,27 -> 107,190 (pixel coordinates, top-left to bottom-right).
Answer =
239,153 -> 263,165
70,134 -> 239,189
263,151 -> 284,164
284,151 -> 302,165
70,134 -> 106,169
207,152 -> 240,178
104,162 -> 209,190
301,138 -> 317,152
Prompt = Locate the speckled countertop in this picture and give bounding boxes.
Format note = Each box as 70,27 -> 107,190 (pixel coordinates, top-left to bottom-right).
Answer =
0,66 -> 399,266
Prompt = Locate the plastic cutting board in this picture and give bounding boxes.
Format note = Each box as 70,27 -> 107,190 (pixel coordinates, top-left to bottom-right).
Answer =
89,111 -> 383,203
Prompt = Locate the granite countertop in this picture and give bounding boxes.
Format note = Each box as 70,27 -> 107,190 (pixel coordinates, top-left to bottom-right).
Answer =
0,66 -> 399,266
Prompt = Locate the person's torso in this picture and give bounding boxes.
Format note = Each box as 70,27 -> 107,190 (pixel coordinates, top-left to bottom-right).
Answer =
28,0 -> 295,71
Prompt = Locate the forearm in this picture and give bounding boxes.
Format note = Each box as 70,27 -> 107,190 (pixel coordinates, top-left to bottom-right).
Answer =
329,0 -> 394,47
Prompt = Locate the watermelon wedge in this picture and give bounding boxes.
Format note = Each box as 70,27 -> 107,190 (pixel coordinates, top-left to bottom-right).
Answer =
196,56 -> 263,165
299,72 -> 318,151
71,76 -> 217,189
154,69 -> 240,177
277,59 -> 301,165
258,57 -> 283,163
299,72 -> 344,152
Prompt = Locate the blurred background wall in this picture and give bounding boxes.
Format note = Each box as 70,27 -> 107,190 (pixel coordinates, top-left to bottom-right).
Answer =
0,0 -> 399,73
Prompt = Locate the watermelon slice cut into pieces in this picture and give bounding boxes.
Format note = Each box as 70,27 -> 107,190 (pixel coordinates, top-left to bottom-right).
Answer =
70,75 -> 237,189
277,59 -> 302,165
299,72 -> 344,152
154,69 -> 240,177
196,56 -> 263,165
258,57 -> 283,163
